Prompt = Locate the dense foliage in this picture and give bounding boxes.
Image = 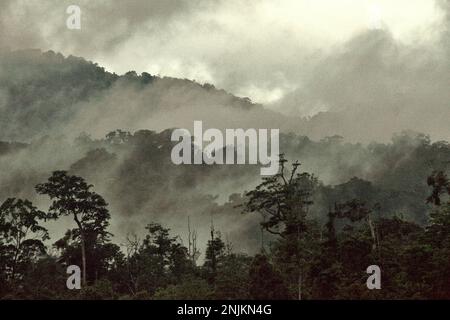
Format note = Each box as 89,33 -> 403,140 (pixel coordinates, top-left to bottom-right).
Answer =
0,155 -> 448,300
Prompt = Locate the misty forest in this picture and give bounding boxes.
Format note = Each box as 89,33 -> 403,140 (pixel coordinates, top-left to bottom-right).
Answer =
0,49 -> 449,300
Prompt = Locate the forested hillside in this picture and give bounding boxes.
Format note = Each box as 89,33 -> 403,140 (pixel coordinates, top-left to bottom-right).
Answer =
0,49 -> 298,142
0,50 -> 449,299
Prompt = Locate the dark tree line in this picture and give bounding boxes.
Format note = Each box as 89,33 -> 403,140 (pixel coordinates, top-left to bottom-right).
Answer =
1,158 -> 449,300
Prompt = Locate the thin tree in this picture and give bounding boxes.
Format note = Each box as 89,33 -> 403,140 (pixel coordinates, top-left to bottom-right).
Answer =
187,216 -> 199,264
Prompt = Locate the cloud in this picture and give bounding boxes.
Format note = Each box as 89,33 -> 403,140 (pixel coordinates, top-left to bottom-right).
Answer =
0,0 -> 449,143
0,1 -> 442,96
273,26 -> 450,142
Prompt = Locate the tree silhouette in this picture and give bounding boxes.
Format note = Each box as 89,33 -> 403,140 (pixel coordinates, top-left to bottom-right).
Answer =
0,198 -> 50,282
36,171 -> 111,287
243,155 -> 318,299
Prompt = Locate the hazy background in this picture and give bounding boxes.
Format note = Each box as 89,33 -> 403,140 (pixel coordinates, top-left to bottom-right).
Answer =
0,0 -> 449,255
1,0 -> 449,142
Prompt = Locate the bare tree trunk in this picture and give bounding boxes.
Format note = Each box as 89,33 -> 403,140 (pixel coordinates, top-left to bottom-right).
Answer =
80,230 -> 87,287
11,241 -> 19,281
11,247 -> 19,281
297,205 -> 302,300
125,234 -> 140,295
297,224 -> 302,301
298,271 -> 302,300
192,230 -> 198,264
74,214 -> 87,287
187,216 -> 199,264
188,216 -> 192,259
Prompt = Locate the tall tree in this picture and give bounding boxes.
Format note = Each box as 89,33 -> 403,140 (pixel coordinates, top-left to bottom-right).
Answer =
243,155 -> 318,299
36,171 -> 111,286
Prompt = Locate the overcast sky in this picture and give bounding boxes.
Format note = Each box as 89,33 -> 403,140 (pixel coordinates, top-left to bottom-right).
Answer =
0,0 -> 448,117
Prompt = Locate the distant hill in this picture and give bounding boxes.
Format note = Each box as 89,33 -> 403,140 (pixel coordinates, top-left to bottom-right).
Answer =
0,49 -> 304,142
